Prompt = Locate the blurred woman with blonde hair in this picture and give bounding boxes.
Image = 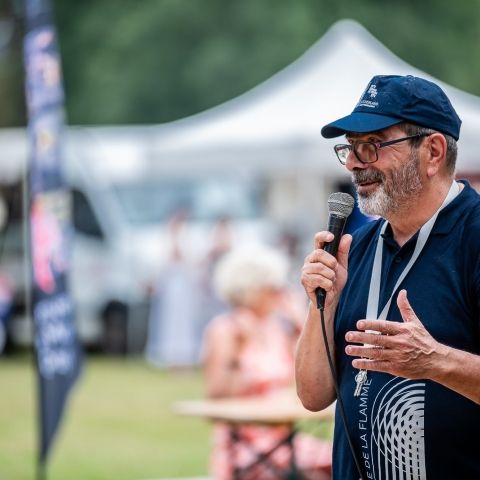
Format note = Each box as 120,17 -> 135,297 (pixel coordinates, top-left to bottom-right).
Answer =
203,244 -> 332,480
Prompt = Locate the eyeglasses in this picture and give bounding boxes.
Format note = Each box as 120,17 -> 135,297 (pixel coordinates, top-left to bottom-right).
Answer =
334,133 -> 429,165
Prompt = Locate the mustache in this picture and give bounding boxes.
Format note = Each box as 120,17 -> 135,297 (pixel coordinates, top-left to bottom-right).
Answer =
352,169 -> 385,185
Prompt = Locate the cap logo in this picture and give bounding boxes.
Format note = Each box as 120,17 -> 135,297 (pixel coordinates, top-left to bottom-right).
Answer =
367,84 -> 378,98
356,83 -> 379,109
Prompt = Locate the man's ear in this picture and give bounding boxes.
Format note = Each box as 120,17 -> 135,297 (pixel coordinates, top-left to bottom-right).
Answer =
425,133 -> 447,177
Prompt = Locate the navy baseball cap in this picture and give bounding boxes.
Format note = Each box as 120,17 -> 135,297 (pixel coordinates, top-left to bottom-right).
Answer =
321,75 -> 462,140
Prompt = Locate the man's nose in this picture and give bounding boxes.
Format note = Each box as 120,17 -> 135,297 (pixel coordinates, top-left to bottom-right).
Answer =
345,150 -> 368,172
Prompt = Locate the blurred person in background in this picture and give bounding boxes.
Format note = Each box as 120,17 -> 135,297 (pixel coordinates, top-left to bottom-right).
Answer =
198,215 -> 234,333
203,245 -> 332,480
145,208 -> 201,368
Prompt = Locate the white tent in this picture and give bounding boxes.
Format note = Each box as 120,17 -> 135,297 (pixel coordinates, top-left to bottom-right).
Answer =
149,18 -> 480,177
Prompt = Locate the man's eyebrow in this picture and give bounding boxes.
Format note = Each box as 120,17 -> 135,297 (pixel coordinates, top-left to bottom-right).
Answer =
345,133 -> 361,142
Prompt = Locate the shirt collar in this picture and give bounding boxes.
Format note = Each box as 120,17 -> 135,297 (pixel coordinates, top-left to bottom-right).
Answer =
431,180 -> 477,235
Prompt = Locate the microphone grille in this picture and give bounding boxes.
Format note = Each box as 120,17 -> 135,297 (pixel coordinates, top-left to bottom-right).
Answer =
328,192 -> 355,218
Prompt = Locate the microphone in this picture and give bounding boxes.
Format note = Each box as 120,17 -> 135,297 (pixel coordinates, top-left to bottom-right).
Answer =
316,192 -> 355,310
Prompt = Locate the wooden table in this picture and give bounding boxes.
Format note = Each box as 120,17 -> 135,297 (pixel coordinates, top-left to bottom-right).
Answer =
174,389 -> 334,479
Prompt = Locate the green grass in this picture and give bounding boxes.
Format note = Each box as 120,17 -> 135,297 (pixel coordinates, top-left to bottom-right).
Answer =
0,355 -> 211,480
0,355 -> 333,480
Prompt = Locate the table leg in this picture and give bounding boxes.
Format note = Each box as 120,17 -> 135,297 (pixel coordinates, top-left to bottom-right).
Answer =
228,426 -> 302,479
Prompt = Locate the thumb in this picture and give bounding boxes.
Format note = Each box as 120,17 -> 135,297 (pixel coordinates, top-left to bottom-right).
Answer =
336,234 -> 352,270
397,289 -> 420,323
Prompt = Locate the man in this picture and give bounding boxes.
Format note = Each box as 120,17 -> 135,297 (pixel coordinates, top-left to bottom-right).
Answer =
295,75 -> 480,480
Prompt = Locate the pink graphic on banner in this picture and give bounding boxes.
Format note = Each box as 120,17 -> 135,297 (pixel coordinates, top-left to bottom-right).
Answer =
31,199 -> 66,294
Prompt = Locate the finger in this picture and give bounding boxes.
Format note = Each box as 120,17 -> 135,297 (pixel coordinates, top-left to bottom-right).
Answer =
336,234 -> 352,271
356,319 -> 404,335
346,344 -> 391,361
314,231 -> 334,250
345,331 -> 391,348
304,249 -> 337,269
302,262 -> 336,281
397,289 -> 420,324
301,273 -> 334,293
352,358 -> 391,373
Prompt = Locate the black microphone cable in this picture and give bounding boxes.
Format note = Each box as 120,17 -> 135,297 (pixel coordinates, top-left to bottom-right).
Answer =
318,303 -> 365,480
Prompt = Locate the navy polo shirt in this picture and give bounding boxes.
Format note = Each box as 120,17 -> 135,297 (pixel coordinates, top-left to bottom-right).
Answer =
332,181 -> 480,480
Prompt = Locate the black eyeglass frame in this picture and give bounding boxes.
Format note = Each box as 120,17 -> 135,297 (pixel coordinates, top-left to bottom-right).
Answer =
334,133 -> 430,165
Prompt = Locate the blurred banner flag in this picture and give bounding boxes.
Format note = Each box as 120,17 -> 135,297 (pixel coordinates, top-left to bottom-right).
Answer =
23,0 -> 82,472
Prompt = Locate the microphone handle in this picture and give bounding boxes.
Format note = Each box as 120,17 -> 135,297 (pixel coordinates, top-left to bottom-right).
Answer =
315,213 -> 348,310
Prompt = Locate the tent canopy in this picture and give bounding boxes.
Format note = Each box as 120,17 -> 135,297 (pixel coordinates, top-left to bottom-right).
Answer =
149,19 -> 480,175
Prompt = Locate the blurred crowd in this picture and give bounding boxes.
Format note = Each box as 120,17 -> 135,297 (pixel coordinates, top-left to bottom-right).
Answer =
144,209 -> 305,370
143,208 -> 333,479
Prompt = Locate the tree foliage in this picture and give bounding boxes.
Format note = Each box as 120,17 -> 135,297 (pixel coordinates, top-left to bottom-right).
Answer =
1,0 -> 480,126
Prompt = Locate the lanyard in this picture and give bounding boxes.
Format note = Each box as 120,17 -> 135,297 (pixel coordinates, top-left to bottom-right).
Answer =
366,181 -> 460,320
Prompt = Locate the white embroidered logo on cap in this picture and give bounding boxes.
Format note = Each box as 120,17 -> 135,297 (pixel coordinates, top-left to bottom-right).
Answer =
367,84 -> 378,98
356,82 -> 379,109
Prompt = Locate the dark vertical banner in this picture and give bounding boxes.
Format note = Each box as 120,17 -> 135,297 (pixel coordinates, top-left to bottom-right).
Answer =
23,0 -> 82,472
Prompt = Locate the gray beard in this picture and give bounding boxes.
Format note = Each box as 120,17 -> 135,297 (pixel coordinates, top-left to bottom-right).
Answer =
353,152 -> 423,217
